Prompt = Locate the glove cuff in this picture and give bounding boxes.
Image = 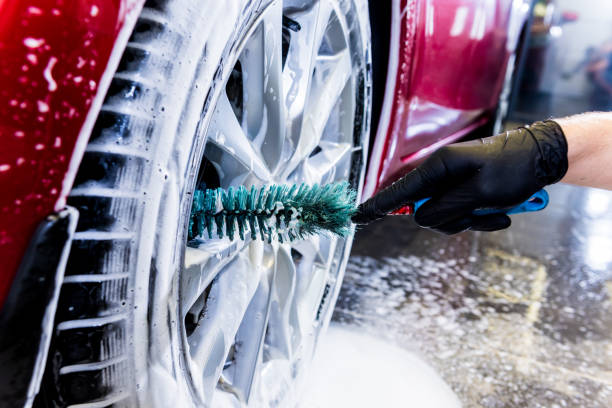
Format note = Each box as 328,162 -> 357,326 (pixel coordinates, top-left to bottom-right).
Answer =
524,120 -> 569,185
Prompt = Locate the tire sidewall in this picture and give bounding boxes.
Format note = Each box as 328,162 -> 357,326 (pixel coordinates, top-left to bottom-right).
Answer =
132,2 -> 264,406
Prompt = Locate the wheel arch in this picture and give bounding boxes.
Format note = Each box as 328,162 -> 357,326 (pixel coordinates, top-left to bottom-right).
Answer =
0,0 -> 145,310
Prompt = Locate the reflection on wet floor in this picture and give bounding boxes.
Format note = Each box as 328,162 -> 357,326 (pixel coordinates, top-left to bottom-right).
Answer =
334,183 -> 612,407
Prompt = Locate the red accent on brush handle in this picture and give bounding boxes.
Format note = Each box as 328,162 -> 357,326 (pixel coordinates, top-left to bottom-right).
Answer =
390,204 -> 415,215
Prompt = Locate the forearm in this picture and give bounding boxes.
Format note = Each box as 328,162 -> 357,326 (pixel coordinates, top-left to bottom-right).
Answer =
556,112 -> 612,189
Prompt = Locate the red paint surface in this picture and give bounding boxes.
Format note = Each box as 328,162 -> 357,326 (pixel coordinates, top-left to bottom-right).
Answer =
399,116 -> 489,165
0,0 -> 124,307
411,0 -> 513,110
391,204 -> 415,216
367,0 -> 527,196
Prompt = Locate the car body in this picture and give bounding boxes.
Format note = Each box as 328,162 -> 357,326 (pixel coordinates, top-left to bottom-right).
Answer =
365,0 -> 531,197
0,2 -> 142,405
0,0 -> 529,406
0,0 -> 140,304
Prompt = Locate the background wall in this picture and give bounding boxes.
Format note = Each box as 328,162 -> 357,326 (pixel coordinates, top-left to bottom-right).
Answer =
551,0 -> 612,95
511,0 -> 612,121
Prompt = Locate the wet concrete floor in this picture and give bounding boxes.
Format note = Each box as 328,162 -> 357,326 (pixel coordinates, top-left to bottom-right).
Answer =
333,183 -> 612,407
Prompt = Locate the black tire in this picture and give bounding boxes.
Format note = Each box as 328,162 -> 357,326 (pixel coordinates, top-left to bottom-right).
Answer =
37,1 -> 260,406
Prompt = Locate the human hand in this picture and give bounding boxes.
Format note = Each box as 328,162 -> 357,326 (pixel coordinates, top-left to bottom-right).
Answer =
352,121 -> 568,234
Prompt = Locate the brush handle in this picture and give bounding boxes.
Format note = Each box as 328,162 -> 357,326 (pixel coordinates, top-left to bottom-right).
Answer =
411,189 -> 549,215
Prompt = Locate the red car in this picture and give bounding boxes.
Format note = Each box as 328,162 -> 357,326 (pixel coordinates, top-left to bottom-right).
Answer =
0,0 -> 529,407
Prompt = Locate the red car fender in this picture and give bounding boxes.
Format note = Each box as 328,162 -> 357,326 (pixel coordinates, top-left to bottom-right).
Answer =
364,0 -> 529,199
0,0 -> 145,307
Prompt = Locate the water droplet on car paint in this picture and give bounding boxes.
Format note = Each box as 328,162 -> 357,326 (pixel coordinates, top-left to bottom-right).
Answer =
34,143 -> 45,150
54,137 -> 61,148
73,76 -> 83,84
51,8 -> 60,16
27,6 -> 43,15
37,100 -> 49,113
26,53 -> 38,65
16,158 -> 25,166
23,37 -> 44,48
43,56 -> 58,91
90,5 -> 99,17
0,164 -> 10,172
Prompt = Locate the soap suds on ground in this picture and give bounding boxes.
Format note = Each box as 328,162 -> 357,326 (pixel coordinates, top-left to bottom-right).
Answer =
301,324 -> 461,408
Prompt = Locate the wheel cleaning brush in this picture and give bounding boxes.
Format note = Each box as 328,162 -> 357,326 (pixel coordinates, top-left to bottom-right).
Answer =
189,182 -> 357,243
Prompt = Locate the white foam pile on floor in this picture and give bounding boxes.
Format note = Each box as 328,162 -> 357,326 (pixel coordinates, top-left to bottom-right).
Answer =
300,324 -> 461,408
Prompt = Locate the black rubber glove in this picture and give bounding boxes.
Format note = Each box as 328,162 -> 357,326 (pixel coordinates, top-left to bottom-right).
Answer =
353,120 -> 568,234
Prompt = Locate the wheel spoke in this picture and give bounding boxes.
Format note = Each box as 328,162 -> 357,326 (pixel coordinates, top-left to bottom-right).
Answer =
239,26 -> 265,144
187,246 -> 262,399
182,239 -> 244,315
297,140 -> 352,185
292,234 -> 324,266
251,0 -> 286,171
293,234 -> 337,330
282,47 -> 351,178
229,257 -> 274,403
317,233 -> 338,270
282,2 -> 334,159
306,48 -> 352,138
208,93 -> 271,181
264,244 -> 298,361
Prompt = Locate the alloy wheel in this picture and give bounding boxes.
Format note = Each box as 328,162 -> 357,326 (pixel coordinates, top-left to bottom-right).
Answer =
179,1 -> 367,405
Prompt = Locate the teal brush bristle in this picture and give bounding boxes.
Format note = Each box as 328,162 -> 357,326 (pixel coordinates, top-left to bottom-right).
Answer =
189,182 -> 357,242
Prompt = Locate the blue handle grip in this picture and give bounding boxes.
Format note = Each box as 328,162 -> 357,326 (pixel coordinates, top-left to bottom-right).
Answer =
413,189 -> 549,216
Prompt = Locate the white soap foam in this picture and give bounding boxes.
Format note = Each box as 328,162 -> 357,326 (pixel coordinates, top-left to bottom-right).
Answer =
301,324 -> 461,408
